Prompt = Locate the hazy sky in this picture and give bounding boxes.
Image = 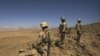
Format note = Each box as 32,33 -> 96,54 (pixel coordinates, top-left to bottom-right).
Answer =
0,0 -> 100,28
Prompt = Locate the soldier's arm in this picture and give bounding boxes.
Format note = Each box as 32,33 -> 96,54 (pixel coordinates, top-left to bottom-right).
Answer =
75,24 -> 77,29
37,37 -> 41,45
37,32 -> 43,44
80,24 -> 82,30
59,24 -> 61,30
58,24 -> 62,33
38,35 -> 42,41
63,23 -> 67,32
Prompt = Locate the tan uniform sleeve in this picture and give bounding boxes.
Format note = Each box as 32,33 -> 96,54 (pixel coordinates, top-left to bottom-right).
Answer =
63,23 -> 67,32
37,32 -> 43,44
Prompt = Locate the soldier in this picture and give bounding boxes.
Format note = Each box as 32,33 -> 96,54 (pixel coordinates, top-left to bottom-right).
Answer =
75,18 -> 82,43
59,16 -> 67,45
36,22 -> 51,56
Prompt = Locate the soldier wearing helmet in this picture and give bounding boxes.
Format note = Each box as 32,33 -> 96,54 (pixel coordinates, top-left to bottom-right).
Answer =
36,22 -> 51,56
59,16 -> 67,45
76,18 -> 82,43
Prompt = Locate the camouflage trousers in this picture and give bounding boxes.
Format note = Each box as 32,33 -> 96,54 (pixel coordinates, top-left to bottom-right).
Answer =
60,32 -> 66,44
77,30 -> 81,43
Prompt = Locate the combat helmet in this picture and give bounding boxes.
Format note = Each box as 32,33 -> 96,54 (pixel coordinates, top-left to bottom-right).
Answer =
60,16 -> 66,22
78,18 -> 81,23
40,22 -> 48,27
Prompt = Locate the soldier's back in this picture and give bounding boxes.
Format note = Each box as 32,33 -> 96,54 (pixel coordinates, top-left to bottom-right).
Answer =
76,23 -> 81,31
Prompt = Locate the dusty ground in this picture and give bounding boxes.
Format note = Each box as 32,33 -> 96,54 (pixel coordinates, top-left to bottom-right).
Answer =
0,22 -> 100,56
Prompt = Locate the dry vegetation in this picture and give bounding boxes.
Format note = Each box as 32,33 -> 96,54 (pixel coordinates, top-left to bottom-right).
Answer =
0,22 -> 100,56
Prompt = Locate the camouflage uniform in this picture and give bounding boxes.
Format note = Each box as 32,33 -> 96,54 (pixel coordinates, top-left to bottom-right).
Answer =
36,22 -> 51,56
59,17 -> 67,44
37,30 -> 51,56
76,19 -> 82,43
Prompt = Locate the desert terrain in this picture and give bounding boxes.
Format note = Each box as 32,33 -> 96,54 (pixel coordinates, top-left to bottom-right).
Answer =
0,22 -> 100,56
